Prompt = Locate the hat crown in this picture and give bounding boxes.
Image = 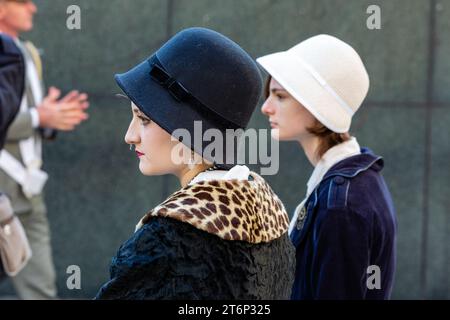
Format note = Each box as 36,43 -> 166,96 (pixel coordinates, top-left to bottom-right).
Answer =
156,27 -> 262,128
288,34 -> 369,113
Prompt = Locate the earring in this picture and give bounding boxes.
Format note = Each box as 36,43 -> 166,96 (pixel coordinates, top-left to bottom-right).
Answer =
129,145 -> 133,151
188,150 -> 195,169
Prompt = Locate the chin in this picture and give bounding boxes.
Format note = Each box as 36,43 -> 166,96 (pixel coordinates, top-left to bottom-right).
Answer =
138,162 -> 154,176
19,21 -> 34,32
139,161 -> 170,176
270,129 -> 280,141
271,129 -> 291,141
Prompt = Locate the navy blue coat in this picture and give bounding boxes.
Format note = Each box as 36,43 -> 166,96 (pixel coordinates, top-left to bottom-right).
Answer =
0,34 -> 25,149
290,148 -> 397,300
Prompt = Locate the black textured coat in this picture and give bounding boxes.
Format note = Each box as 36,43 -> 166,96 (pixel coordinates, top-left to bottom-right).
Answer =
96,173 -> 295,299
96,217 -> 295,299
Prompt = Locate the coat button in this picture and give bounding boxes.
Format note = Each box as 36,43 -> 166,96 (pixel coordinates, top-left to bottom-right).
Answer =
296,206 -> 307,230
333,176 -> 345,185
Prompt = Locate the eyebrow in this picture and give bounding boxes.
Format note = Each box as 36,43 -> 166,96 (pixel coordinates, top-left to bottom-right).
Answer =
270,88 -> 288,94
132,107 -> 142,115
132,108 -> 151,120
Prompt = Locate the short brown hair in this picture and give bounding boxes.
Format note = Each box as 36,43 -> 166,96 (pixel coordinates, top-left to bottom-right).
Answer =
306,120 -> 351,159
264,76 -> 350,159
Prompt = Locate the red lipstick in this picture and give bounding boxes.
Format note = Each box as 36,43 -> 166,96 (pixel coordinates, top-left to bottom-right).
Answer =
136,150 -> 145,157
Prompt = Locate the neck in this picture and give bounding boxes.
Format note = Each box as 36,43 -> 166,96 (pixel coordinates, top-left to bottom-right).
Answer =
178,162 -> 213,188
0,26 -> 19,39
298,134 -> 321,167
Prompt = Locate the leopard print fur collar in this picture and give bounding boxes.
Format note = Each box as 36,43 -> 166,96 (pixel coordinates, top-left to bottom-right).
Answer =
137,171 -> 290,244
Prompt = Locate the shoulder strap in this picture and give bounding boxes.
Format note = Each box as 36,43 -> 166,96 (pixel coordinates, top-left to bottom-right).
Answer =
326,175 -> 351,209
23,41 -> 42,81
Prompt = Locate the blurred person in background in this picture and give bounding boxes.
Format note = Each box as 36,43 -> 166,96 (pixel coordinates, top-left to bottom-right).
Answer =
0,0 -> 89,299
0,31 -> 23,147
0,32 -> 29,282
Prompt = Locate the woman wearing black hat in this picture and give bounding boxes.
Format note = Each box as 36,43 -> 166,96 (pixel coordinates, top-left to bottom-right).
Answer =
95,28 -> 295,300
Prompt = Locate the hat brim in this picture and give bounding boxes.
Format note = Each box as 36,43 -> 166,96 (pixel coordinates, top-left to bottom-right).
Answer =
115,56 -> 240,167
257,51 -> 351,133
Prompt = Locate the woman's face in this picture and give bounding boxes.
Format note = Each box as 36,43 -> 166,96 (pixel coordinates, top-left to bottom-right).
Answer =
124,103 -> 184,176
261,78 -> 317,141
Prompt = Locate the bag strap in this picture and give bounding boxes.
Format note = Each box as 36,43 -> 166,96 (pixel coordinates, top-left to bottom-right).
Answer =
23,41 -> 43,81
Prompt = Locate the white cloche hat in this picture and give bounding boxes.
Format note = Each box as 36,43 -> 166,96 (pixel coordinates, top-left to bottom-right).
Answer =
257,34 -> 369,133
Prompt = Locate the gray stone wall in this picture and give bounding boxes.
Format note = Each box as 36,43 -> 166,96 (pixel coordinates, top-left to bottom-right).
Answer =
0,0 -> 448,299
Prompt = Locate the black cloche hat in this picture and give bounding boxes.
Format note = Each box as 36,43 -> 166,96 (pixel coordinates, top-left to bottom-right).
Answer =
115,27 -> 262,167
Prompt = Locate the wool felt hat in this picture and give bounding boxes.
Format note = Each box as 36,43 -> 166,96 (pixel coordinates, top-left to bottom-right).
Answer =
115,27 -> 262,167
257,34 -> 369,133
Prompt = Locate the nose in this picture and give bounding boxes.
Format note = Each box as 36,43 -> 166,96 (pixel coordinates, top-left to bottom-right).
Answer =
124,120 -> 140,146
261,98 -> 275,117
28,1 -> 37,13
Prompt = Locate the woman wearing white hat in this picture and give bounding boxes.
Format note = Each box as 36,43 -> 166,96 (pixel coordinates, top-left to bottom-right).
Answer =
258,34 -> 397,299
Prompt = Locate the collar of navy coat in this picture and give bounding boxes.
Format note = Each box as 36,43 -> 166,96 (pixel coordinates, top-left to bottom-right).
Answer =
290,147 -> 384,246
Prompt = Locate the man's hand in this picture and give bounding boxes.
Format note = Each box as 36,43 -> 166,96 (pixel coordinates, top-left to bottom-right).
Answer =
37,86 -> 89,131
